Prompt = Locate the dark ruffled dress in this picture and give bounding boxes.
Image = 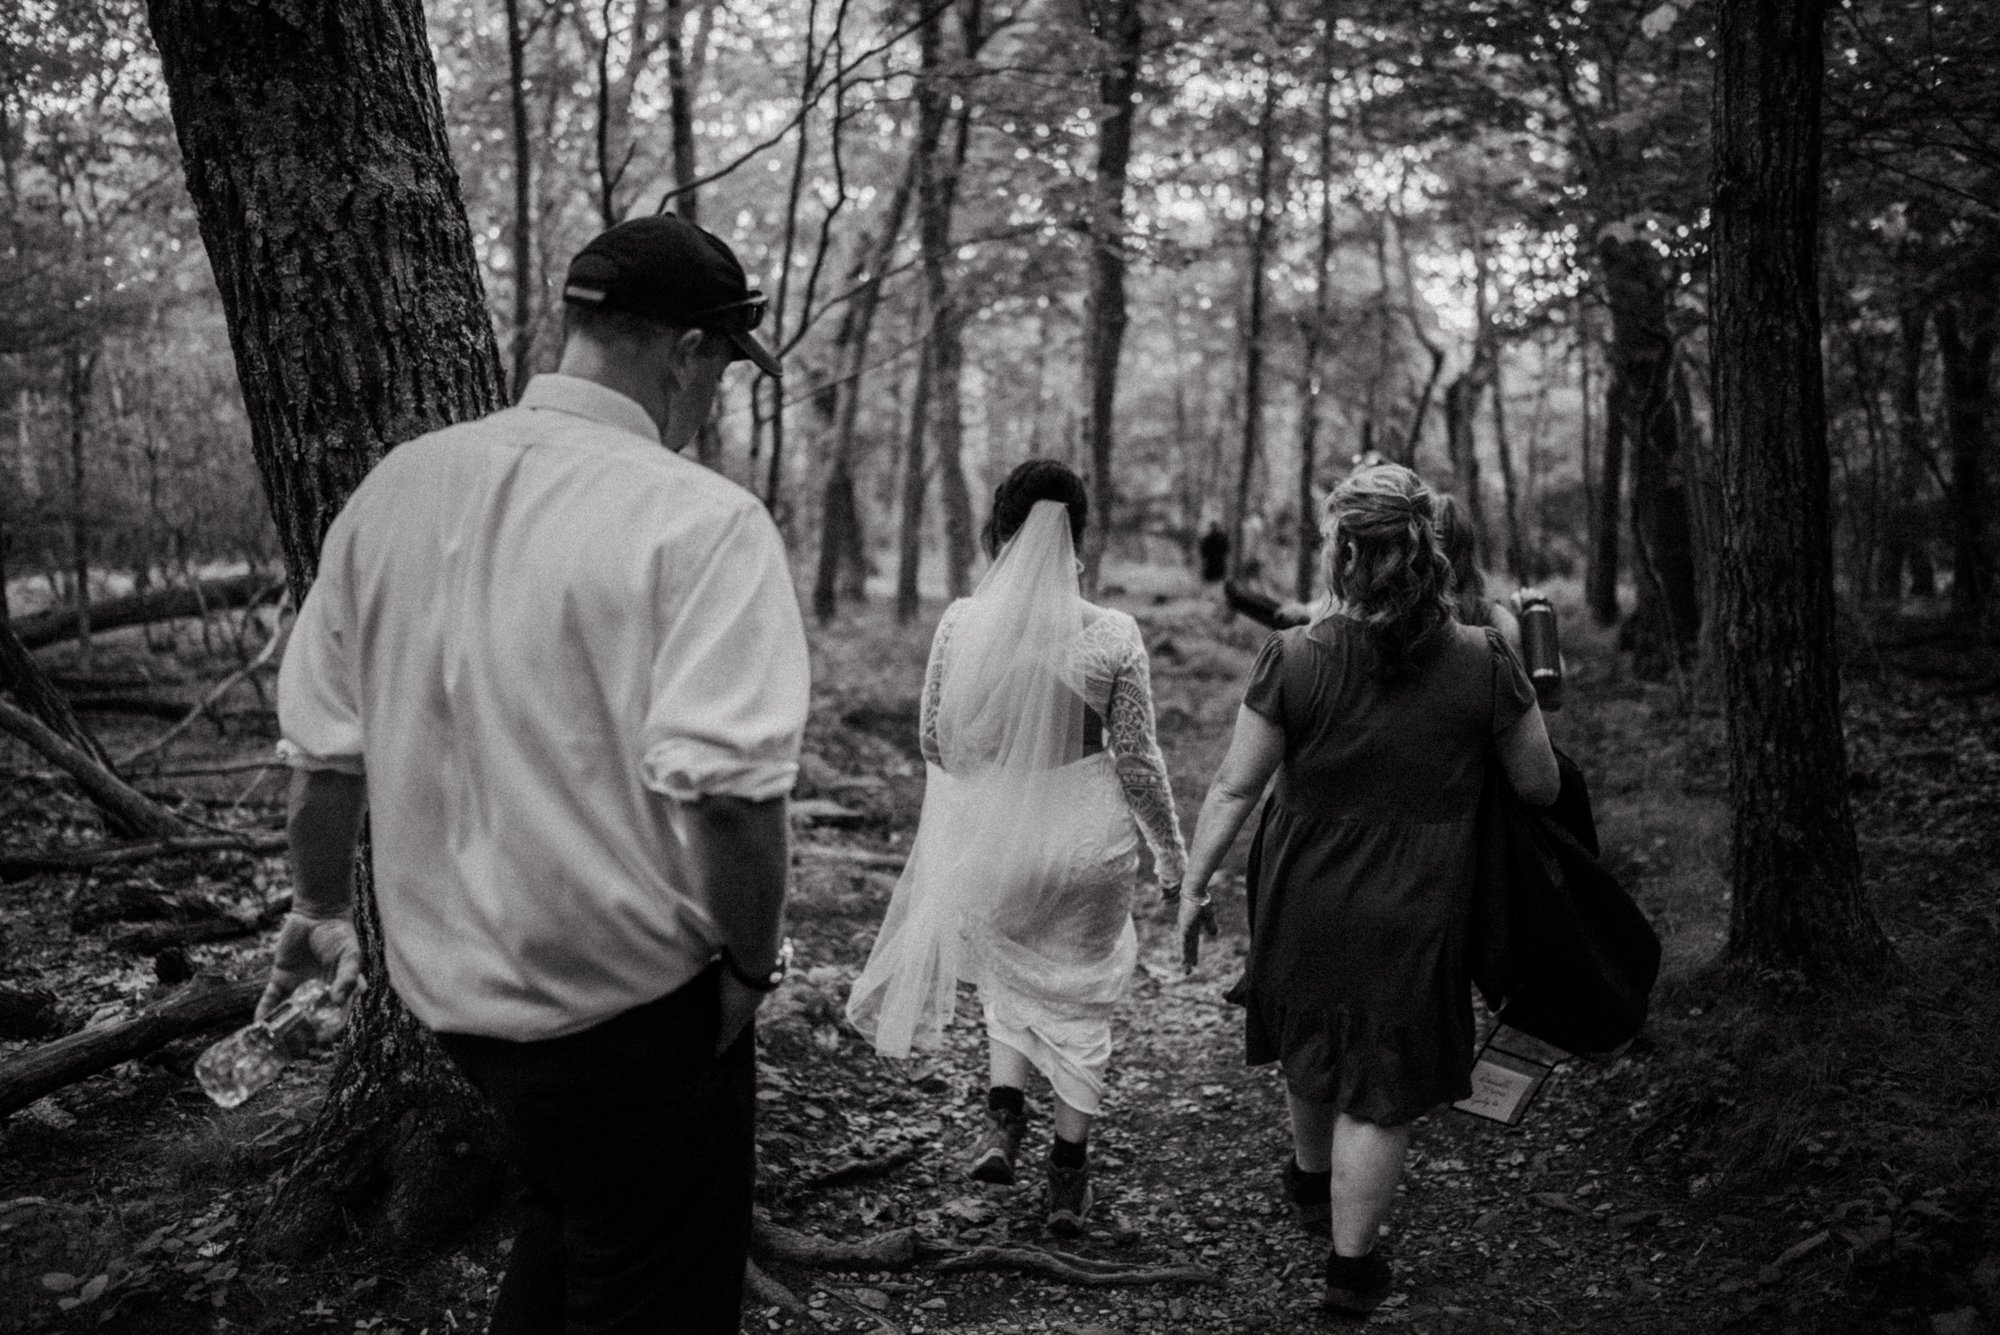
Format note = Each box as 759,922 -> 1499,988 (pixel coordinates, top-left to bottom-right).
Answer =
1239,616 -> 1536,1126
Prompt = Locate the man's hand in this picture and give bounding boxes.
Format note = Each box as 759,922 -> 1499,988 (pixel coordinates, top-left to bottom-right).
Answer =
257,911 -> 366,1022
715,972 -> 766,1056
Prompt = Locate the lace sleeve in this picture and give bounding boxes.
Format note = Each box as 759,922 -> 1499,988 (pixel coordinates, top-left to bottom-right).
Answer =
919,602 -> 961,767
1105,624 -> 1188,886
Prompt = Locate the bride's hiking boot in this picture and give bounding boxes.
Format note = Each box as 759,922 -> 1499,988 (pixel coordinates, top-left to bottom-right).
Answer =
1044,1161 -> 1093,1236
1283,1158 -> 1332,1238
1322,1246 -> 1393,1316
967,1106 -> 1027,1184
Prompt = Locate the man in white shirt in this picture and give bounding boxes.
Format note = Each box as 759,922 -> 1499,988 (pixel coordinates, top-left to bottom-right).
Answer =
260,214 -> 810,1334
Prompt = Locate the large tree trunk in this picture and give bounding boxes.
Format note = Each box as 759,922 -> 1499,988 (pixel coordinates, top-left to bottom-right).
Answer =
1077,0 -> 1141,590
1600,230 -> 1701,672
663,0 -> 700,226
1935,279 -> 1997,626
1711,0 -> 1889,979
147,0 -> 511,1255
1230,43 -> 1278,579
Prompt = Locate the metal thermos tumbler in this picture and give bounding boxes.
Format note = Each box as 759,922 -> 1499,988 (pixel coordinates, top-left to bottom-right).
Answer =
1517,591 -> 1562,711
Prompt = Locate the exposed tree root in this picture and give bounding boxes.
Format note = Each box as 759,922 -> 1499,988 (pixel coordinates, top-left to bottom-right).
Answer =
754,1218 -> 924,1268
933,1244 -> 1221,1286
800,1143 -> 924,1192
743,1258 -> 807,1313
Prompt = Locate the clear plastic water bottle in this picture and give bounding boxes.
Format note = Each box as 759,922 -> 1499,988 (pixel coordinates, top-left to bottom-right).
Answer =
196,979 -> 350,1108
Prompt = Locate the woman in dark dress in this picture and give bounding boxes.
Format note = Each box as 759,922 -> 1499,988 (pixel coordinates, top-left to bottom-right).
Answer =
1176,463 -> 1559,1315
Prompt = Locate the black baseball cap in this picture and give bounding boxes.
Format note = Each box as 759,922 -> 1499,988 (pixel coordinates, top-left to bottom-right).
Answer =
562,214 -> 781,377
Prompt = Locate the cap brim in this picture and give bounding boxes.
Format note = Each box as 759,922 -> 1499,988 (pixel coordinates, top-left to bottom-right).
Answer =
728,330 -> 782,378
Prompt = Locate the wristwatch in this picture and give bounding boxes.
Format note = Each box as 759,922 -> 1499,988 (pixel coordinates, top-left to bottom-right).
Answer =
722,938 -> 794,992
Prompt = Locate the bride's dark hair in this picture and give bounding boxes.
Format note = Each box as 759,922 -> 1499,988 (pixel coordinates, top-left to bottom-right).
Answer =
985,459 -> 1088,557
1319,463 -> 1456,683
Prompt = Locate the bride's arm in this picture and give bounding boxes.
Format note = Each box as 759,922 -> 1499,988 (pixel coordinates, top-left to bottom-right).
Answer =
1104,633 -> 1187,890
918,603 -> 958,767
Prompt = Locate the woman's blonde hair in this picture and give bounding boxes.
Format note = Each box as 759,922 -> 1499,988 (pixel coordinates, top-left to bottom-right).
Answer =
1317,463 -> 1456,682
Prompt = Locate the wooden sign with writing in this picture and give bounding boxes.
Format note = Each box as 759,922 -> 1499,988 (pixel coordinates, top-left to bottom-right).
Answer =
1453,1026 -> 1565,1127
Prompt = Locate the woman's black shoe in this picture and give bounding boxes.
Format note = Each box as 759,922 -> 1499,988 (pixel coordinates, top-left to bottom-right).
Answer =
1322,1246 -> 1392,1315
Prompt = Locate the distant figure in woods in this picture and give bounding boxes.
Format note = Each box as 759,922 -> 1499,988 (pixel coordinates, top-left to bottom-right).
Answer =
1176,463 -> 1559,1315
262,214 -> 807,1335
847,460 -> 1188,1234
1198,520 -> 1231,583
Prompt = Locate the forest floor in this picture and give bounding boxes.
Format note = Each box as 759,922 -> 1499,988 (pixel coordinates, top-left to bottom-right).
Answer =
1,567 -> 1997,1335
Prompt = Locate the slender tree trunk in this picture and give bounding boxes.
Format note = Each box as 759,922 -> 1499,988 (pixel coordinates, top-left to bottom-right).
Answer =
812,151 -> 919,621
1935,281 -> 1997,625
1878,304 -> 1932,598
64,342 -> 95,676
1231,43 -> 1278,578
1491,346 -> 1526,578
1600,230 -> 1700,670
147,0 -> 511,1255
1295,21 -> 1336,603
663,0 -> 699,225
1712,0 -> 1888,979
894,0 -> 950,622
504,0 -> 535,397
1443,366 -> 1490,554
1077,0 -> 1141,590
895,340 -> 937,624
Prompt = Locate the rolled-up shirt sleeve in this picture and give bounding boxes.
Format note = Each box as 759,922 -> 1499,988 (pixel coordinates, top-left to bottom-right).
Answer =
277,531 -> 366,775
640,502 -> 810,803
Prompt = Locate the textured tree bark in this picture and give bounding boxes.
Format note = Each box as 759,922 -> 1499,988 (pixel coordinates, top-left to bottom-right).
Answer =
1935,282 -> 1996,626
64,342 -> 97,676
1711,0 -> 1889,980
146,0 -> 510,1254
1230,42 -> 1278,579
1442,367 -> 1490,557
1077,0 -> 1141,590
1600,231 -> 1700,672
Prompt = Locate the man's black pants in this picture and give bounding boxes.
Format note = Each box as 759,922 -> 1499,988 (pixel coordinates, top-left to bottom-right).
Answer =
437,965 -> 754,1335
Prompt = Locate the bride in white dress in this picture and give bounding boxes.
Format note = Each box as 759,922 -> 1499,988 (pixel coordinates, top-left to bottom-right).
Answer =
846,461 -> 1186,1233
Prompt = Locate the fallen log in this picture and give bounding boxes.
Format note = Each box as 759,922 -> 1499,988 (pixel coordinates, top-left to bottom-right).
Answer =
0,975 -> 259,1120
69,883 -> 230,932
71,693 -> 207,723
0,697 -> 193,841
1,616 -> 123,789
801,1143 -> 924,1192
0,832 -> 287,883
111,899 -> 288,955
13,573 -> 276,650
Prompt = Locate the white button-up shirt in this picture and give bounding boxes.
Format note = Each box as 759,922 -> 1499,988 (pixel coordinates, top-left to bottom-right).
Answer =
277,374 -> 810,1040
